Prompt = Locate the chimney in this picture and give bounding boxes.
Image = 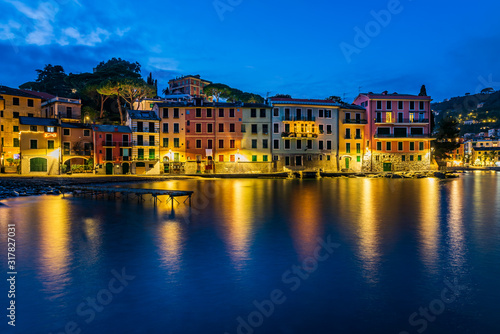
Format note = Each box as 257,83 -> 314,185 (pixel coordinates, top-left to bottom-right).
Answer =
382,91 -> 388,95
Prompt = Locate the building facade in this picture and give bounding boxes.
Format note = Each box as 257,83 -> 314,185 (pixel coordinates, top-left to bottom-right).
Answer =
168,75 -> 211,98
338,106 -> 368,172
240,104 -> 272,172
61,122 -> 93,172
353,92 -> 433,172
93,125 -> 132,174
42,97 -> 82,122
126,110 -> 161,174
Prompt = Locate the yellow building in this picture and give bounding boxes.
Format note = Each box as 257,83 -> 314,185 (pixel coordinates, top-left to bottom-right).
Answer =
19,117 -> 61,175
126,110 -> 161,174
0,86 -> 43,168
338,106 -> 368,172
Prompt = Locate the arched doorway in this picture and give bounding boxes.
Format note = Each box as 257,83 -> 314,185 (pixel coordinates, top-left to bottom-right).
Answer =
122,163 -> 129,174
105,162 -> 113,175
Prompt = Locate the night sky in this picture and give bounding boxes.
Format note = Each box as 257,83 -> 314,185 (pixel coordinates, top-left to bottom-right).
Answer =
1,0 -> 500,102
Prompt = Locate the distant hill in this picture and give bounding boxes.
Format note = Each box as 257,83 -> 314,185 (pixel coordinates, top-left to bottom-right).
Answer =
432,91 -> 500,134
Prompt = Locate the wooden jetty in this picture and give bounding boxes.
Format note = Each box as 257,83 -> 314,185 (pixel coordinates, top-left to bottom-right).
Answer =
60,186 -> 194,210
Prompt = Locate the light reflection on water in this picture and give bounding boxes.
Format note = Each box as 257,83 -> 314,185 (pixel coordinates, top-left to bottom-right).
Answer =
1,173 -> 500,333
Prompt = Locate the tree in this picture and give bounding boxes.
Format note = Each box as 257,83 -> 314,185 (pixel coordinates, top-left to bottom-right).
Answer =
273,94 -> 291,98
204,83 -> 232,102
97,80 -> 125,124
162,87 -> 170,96
19,64 -> 73,97
481,87 -> 494,94
419,85 -> 427,97
326,96 -> 342,103
120,78 -> 155,109
146,72 -> 158,97
433,116 -> 461,163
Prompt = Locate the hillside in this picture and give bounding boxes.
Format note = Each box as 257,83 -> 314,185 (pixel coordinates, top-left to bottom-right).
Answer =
432,91 -> 500,134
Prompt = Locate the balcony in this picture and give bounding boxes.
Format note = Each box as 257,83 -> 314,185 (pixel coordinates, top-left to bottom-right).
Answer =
132,156 -> 160,161
132,127 -> 159,133
63,150 -> 93,156
344,134 -> 351,139
343,119 -> 368,124
102,141 -> 117,147
133,141 -> 160,147
375,118 -> 429,124
282,116 -> 316,122
281,132 -> 319,139
375,133 -> 431,139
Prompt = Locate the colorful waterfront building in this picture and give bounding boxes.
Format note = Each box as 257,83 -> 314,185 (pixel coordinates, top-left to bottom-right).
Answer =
338,105 -> 368,172
168,75 -> 211,98
153,102 -> 187,173
353,91 -> 433,172
41,96 -> 82,122
0,86 -> 43,170
92,124 -> 132,174
465,139 -> 500,166
126,110 -> 161,174
61,122 -> 93,172
269,98 -> 342,171
18,117 -> 60,175
240,104 -> 273,171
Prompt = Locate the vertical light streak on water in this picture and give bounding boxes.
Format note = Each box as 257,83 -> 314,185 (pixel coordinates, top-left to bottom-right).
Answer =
419,178 -> 440,275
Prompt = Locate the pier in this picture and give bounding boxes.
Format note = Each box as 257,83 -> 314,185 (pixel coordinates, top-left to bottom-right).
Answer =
60,185 -> 194,211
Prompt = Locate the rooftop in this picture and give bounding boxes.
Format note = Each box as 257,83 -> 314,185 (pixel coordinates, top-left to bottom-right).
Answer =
270,97 -> 365,109
168,75 -> 212,84
19,116 -> 58,126
92,124 -> 132,133
127,109 -> 161,121
20,90 -> 56,100
0,86 -> 44,99
357,92 -> 432,100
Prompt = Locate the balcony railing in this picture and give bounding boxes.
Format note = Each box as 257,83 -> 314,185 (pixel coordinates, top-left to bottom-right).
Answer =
375,118 -> 429,124
132,156 -> 160,161
375,133 -> 431,138
282,116 -> 316,122
63,150 -> 93,156
102,141 -> 117,147
344,135 -> 351,139
343,119 -> 368,124
132,127 -> 159,133
281,132 -> 319,138
133,141 -> 160,146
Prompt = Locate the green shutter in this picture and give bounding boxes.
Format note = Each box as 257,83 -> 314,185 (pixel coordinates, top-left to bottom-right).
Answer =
30,158 -> 47,172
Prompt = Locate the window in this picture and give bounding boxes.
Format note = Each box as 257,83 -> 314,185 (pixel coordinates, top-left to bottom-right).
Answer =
149,149 -> 155,160
319,141 -> 324,150
410,142 -> 415,151
284,140 -> 290,149
386,101 -> 392,110
252,155 -> 257,162
174,138 -> 180,148
30,139 -> 37,149
357,156 -> 361,162
241,124 -> 246,133
196,123 -> 202,133
273,140 -> 279,149
13,126 -> 19,132
273,108 -> 279,117
230,140 -> 235,149
219,123 -> 224,132
207,139 -> 213,149
163,138 -> 169,147
263,155 -> 268,162
402,155 -> 406,162
273,123 -> 279,134
410,155 -> 414,161
419,101 -> 425,110
326,125 -> 332,134
47,140 -> 54,149
63,129 -> 70,136
13,97 -> 19,106
28,99 -> 34,107
376,142 -> 382,151
419,142 -> 424,150
196,140 -> 202,149
356,143 -> 361,154
386,142 -> 392,151
163,108 -> 169,118
29,125 -> 37,132
355,129 -> 361,139
319,125 -> 324,133
13,138 -> 19,147
346,143 -> 351,153
173,123 -> 179,134
296,140 -> 302,150
219,140 -> 224,148
398,142 -> 403,151
30,158 -> 47,172
262,139 -> 268,149
229,109 -> 235,117
66,107 -> 72,118
251,124 -> 258,134
252,140 -> 257,149
251,109 -> 257,118
230,123 -> 235,132
260,109 -> 266,118
345,128 -> 351,139
84,129 -> 90,136
418,155 -> 422,161
325,110 -> 332,118
196,108 -> 202,117
172,108 -> 178,118
398,101 -> 404,110
376,101 -> 382,110
13,112 -> 19,118
319,110 -> 324,118
219,108 -> 224,117
411,128 -> 424,136
163,123 -> 169,133
327,140 -> 332,150
410,101 -> 415,110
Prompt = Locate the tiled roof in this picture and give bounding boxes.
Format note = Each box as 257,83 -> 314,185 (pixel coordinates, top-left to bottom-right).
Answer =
92,124 -> 132,133
0,86 -> 43,99
270,97 -> 364,109
19,116 -> 58,126
61,122 -> 91,129
127,109 -> 160,121
358,93 -> 431,100
156,102 -> 271,108
19,90 -> 56,100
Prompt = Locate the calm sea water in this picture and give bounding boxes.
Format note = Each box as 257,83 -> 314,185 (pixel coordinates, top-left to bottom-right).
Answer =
1,173 -> 500,334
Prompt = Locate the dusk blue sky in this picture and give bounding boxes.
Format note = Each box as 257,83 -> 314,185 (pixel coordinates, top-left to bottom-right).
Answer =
1,0 -> 500,102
